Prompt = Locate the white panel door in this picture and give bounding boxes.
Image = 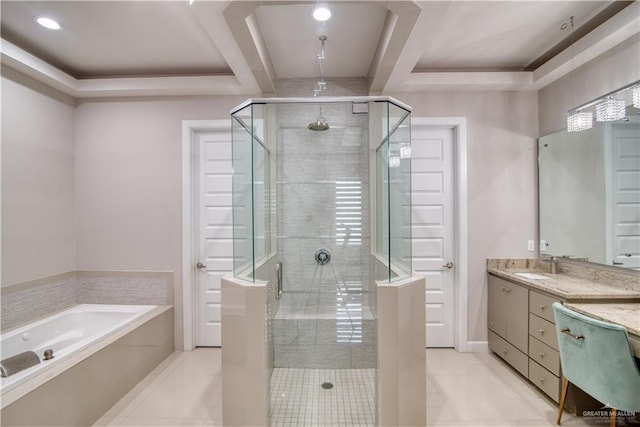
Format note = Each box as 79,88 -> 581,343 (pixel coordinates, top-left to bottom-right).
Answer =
411,126 -> 455,347
195,130 -> 233,346
611,124 -> 640,269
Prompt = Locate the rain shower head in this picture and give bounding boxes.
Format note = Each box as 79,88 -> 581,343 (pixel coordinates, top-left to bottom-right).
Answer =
308,114 -> 329,131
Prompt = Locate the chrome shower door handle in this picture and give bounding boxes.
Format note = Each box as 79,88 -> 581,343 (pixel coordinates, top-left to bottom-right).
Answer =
275,262 -> 283,300
195,262 -> 207,270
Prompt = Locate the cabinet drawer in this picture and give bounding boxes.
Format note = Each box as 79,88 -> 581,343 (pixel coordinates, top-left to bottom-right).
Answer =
529,291 -> 558,323
529,313 -> 558,350
529,359 -> 560,402
529,336 -> 560,376
489,330 -> 528,378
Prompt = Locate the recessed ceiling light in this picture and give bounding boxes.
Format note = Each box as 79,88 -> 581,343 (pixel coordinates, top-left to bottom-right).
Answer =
312,6 -> 332,22
35,16 -> 62,30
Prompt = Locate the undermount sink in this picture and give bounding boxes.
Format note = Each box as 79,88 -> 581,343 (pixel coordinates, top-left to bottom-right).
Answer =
514,272 -> 549,280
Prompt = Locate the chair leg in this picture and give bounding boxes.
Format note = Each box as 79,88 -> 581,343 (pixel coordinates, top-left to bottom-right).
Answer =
556,378 -> 569,425
610,407 -> 617,427
557,378 -> 570,425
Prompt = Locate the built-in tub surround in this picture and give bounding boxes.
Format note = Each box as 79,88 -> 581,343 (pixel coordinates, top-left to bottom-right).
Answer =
1,304 -> 156,397
1,270 -> 173,332
487,258 -> 640,299
1,305 -> 173,426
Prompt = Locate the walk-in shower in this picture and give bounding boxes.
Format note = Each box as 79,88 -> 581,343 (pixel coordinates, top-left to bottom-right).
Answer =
225,96 -> 421,426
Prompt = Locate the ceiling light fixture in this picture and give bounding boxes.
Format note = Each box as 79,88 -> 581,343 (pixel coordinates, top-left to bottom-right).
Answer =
35,16 -> 61,30
312,6 -> 332,22
633,86 -> 640,109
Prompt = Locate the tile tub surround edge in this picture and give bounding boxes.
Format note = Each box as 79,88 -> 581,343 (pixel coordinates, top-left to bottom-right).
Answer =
487,259 -> 640,300
76,270 -> 174,305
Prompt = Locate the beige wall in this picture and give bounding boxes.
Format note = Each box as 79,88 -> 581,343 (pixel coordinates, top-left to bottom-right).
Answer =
389,90 -> 539,343
1,69 -> 77,285
539,35 -> 640,136
74,95 -> 251,347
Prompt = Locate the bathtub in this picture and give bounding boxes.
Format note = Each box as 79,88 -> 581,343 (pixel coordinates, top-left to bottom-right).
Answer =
0,304 -> 173,423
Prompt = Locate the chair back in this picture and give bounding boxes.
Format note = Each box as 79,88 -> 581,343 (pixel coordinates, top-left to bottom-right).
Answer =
552,302 -> 640,412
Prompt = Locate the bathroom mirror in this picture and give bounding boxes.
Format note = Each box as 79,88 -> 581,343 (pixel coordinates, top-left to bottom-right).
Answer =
539,98 -> 640,270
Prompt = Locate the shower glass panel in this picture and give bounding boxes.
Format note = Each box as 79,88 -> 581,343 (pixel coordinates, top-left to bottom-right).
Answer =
230,97 -> 411,426
375,102 -> 412,281
231,103 -> 270,282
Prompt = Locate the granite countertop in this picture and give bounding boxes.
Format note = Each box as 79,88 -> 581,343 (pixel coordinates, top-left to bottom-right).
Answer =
487,259 -> 640,300
564,302 -> 640,337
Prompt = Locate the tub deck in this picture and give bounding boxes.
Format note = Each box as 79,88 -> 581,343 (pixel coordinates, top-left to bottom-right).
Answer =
1,305 -> 174,426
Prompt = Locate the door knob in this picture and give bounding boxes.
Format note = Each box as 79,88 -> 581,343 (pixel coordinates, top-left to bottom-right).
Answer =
442,262 -> 454,270
195,262 -> 207,270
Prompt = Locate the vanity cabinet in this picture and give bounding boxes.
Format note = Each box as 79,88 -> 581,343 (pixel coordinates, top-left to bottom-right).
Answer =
528,289 -> 562,402
487,262 -> 640,411
488,275 -> 529,376
488,274 -> 563,402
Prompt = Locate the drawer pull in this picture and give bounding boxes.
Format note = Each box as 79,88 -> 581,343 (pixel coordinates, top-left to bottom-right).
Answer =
561,328 -> 584,340
501,287 -> 506,292
502,350 -> 508,355
539,329 -> 546,335
539,304 -> 546,310
539,377 -> 545,383
539,352 -> 545,358
505,288 -> 511,293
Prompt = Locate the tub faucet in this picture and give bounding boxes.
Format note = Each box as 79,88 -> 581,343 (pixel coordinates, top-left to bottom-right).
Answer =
550,256 -> 558,274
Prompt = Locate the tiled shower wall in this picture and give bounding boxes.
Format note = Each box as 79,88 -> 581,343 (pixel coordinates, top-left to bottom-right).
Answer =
273,78 -> 375,368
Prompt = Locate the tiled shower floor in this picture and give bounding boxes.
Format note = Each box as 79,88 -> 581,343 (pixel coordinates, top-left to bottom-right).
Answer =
270,368 -> 375,427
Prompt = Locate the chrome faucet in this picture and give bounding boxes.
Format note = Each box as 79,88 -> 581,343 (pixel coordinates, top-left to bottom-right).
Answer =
550,256 -> 559,274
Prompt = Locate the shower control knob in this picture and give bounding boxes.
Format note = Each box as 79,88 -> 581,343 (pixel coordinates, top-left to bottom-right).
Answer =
315,249 -> 331,265
195,262 -> 207,270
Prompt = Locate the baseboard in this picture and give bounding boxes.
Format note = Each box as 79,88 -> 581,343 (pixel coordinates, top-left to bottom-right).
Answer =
466,341 -> 489,352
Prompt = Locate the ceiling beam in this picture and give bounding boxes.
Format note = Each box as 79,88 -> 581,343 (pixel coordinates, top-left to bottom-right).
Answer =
368,1 -> 422,94
222,1 -> 277,95
189,1 -> 262,95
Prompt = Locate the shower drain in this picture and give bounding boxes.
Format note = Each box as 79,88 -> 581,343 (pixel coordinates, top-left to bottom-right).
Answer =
321,382 -> 334,390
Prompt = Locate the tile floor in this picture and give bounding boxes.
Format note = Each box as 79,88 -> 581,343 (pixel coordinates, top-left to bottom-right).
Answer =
94,348 -> 601,427
270,368 -> 375,426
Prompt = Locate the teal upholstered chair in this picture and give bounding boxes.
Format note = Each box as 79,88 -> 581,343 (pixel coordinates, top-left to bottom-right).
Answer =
552,302 -> 640,426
